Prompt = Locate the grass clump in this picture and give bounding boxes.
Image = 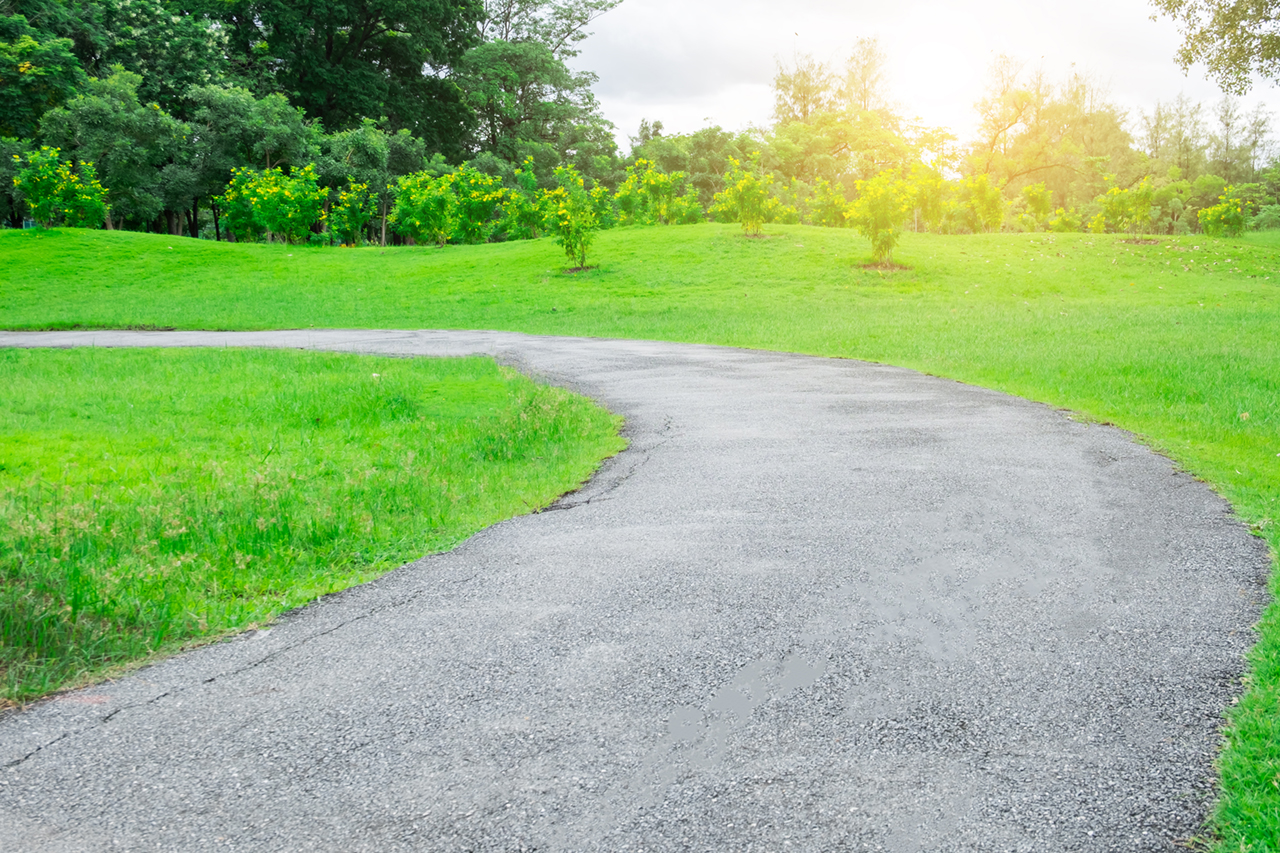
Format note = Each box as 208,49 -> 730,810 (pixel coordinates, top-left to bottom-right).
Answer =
0,347 -> 624,706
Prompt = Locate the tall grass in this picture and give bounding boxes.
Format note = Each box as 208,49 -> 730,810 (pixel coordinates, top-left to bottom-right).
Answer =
0,347 -> 624,704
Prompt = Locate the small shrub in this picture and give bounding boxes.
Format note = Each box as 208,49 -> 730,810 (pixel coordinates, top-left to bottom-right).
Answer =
330,181 -> 376,246
451,164 -> 505,244
1199,187 -> 1247,237
712,155 -> 778,235
543,165 -> 597,268
390,171 -> 456,247
846,169 -> 915,264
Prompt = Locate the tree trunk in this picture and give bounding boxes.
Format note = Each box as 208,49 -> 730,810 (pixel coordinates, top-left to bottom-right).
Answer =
188,199 -> 199,239
380,199 -> 387,247
212,202 -> 221,241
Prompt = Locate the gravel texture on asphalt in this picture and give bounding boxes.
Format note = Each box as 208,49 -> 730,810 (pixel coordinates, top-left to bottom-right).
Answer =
0,329 -> 1270,852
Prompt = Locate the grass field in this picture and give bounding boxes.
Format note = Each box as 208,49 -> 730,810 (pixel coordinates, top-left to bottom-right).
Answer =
2,223 -> 1278,850
0,347 -> 624,705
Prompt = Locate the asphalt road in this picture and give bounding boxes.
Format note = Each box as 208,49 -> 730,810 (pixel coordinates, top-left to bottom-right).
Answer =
0,330 -> 1270,852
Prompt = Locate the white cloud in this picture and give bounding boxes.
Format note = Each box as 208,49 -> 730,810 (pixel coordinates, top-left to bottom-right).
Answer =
570,0 -> 1280,151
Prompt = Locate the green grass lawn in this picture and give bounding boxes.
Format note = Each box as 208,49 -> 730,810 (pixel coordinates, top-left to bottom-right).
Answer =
2,223 -> 1278,850
0,347 -> 624,705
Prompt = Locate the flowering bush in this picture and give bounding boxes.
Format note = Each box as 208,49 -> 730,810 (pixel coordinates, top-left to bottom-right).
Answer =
217,165 -> 326,243
501,158 -> 546,240
451,164 -> 505,244
56,160 -> 108,228
389,172 -> 456,246
809,178 -> 850,228
846,169 -> 915,264
543,165 -> 597,268
614,159 -> 701,226
12,147 -> 107,228
330,181 -> 376,246
1198,187 -> 1247,237
712,156 -> 778,235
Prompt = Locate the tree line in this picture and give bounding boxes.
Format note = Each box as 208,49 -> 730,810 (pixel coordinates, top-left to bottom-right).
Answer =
3,4 -> 1279,248
1,0 -> 620,235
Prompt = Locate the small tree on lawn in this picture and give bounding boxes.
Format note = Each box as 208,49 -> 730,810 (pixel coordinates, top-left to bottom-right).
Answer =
846,169 -> 915,264
713,155 -> 778,235
543,164 -> 597,269
389,171 -> 456,247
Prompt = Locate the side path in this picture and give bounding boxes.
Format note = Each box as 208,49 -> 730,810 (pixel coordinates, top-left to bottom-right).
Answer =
0,330 -> 1269,851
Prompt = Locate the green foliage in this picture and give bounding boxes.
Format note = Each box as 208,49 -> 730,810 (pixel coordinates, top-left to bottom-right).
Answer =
389,171 -> 456,247
1198,186 -> 1248,237
712,156 -> 779,235
216,165 -> 326,244
12,145 -> 62,226
76,0 -> 229,116
956,173 -> 1005,233
0,13 -> 86,138
1250,204 -> 1280,231
909,164 -> 948,233
1097,177 -> 1155,235
1151,0 -> 1280,95
330,181 -> 376,246
11,145 -> 105,228
500,157 -> 546,239
1020,182 -> 1052,231
543,164 -> 597,267
1048,207 -> 1082,232
451,163 -> 506,244
204,0 -> 481,152
846,169 -> 914,263
38,68 -> 187,228
614,158 -> 702,226
809,177 -> 849,227
457,38 -> 599,163
55,158 -> 107,227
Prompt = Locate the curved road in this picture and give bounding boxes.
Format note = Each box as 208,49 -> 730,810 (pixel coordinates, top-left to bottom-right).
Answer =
0,330 -> 1269,851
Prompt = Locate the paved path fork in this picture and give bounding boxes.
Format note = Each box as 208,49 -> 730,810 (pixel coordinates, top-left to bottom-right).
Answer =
0,330 -> 1269,851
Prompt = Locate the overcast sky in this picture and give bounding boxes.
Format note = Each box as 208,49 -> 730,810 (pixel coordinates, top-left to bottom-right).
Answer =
571,0 -> 1280,152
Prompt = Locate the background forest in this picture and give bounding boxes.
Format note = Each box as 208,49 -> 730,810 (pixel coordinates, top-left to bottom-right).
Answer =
2,0 -> 1279,245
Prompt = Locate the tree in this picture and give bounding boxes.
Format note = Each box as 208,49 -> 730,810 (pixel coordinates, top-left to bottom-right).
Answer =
1198,185 -> 1247,235
838,37 -> 893,115
216,164 -> 326,243
1151,0 -> 1280,94
713,155 -> 779,235
475,0 -> 621,60
207,0 -> 483,151
39,68 -> 187,229
773,53 -> 836,125
956,173 -> 1006,232
390,171 -> 456,246
0,13 -> 86,138
71,0 -> 228,117
456,38 -> 597,161
846,169 -> 914,264
330,181 -> 376,245
543,163 -> 597,267
323,118 -> 391,243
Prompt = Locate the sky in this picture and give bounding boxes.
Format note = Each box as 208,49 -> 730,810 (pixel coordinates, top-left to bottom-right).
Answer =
571,0 -> 1280,152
